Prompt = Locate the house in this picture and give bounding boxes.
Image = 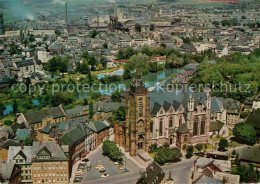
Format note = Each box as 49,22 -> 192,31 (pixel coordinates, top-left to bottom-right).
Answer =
230,47 -> 251,55
218,97 -> 240,129
59,124 -> 89,164
136,162 -> 165,184
7,145 -> 32,183
15,60 -> 35,74
87,120 -> 110,147
192,157 -> 240,184
179,43 -> 197,54
237,146 -> 260,169
93,101 -> 125,121
194,175 -> 221,184
31,141 -> 69,183
36,116 -> 88,142
17,105 -> 67,130
22,48 -> 35,58
215,45 -> 228,57
0,162 -> 21,184
209,121 -> 229,138
65,105 -> 88,119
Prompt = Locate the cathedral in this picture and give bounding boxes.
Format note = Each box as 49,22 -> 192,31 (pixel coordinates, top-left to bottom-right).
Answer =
114,72 -> 225,156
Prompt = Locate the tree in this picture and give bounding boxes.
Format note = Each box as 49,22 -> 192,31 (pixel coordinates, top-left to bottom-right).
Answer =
242,15 -> 247,19
195,144 -> 203,152
4,120 -> 13,126
212,20 -> 219,26
116,48 -> 125,59
79,60 -> 90,74
55,29 -> 61,36
232,150 -> 237,157
102,140 -> 123,162
100,57 -> 107,68
0,101 -> 5,117
150,24 -> 155,31
113,106 -> 126,121
181,37 -> 191,44
13,100 -> 18,114
23,136 -> 34,146
154,147 -> 182,165
135,23 -> 141,32
204,144 -> 208,151
233,123 -> 257,145
90,29 -> 98,38
218,138 -> 229,151
111,90 -> 121,102
186,146 -> 194,158
80,51 -> 90,60
103,43 -> 108,49
44,56 -> 68,73
83,98 -> 88,105
123,68 -> 133,80
89,101 -> 94,119
88,55 -> 97,71
149,144 -> 158,153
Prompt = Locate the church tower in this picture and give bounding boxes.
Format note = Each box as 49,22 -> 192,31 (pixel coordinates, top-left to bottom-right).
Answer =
125,71 -> 150,156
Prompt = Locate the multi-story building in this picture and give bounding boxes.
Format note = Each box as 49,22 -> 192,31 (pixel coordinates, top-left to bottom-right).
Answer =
7,145 -> 32,183
218,97 -> 240,129
87,120 -> 110,148
17,105 -> 67,130
31,141 -> 69,184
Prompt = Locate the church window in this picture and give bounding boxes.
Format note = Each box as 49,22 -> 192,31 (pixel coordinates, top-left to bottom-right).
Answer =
203,107 -> 207,112
169,117 -> 173,127
201,121 -> 205,135
150,122 -> 153,132
139,98 -> 143,115
193,121 -> 198,136
179,117 -> 182,126
159,119 -> 163,136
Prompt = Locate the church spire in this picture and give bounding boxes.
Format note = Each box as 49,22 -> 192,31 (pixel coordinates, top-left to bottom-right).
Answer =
130,70 -> 147,94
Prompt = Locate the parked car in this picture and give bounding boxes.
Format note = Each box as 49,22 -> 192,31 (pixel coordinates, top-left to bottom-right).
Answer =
73,176 -> 82,183
95,165 -> 103,170
101,173 -> 110,178
119,166 -> 125,170
114,162 -> 119,165
99,167 -> 106,173
75,171 -> 83,176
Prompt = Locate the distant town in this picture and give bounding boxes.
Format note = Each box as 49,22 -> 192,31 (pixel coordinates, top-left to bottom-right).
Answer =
0,0 -> 260,184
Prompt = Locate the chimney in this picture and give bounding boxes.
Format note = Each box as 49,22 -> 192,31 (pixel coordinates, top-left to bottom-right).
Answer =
21,143 -> 24,150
